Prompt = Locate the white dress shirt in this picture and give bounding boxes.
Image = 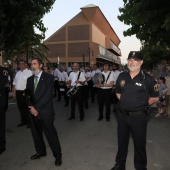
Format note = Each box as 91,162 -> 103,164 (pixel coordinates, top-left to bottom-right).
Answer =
100,71 -> 114,89
91,69 -> 101,78
112,70 -> 120,85
58,71 -> 69,81
13,68 -> 32,90
69,71 -> 86,86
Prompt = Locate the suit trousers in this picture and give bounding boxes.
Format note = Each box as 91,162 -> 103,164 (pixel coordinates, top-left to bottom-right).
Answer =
97,88 -> 112,119
29,115 -> 62,159
16,90 -> 29,124
0,90 -> 6,150
71,87 -> 84,118
116,113 -> 147,170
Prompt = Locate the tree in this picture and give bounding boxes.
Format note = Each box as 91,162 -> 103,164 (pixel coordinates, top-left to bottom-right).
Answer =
0,0 -> 55,53
118,0 -> 170,47
140,43 -> 170,70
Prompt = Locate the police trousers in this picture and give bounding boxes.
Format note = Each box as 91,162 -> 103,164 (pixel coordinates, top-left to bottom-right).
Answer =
115,112 -> 147,170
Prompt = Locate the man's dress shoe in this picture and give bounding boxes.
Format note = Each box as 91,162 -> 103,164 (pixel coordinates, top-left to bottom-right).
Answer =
55,159 -> 62,166
0,148 -> 6,155
110,163 -> 125,170
68,117 -> 75,120
30,153 -> 47,160
17,123 -> 27,127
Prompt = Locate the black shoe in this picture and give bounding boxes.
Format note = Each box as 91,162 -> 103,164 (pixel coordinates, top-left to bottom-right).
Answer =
97,117 -> 103,121
0,148 -> 6,155
30,153 -> 47,160
68,117 -> 75,120
64,104 -> 68,107
106,118 -> 110,122
80,117 -> 84,121
110,163 -> 125,170
55,158 -> 62,166
27,124 -> 31,128
17,122 -> 27,127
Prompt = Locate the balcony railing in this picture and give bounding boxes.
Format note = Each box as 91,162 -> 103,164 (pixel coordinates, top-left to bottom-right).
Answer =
110,40 -> 121,56
98,45 -> 121,64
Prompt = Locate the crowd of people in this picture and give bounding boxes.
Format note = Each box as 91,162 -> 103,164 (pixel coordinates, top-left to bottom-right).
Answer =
0,51 -> 170,169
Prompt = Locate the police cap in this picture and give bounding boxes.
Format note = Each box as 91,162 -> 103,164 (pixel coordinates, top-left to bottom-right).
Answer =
128,51 -> 142,60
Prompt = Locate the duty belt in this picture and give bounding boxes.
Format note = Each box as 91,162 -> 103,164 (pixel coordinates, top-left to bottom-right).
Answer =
120,109 -> 146,116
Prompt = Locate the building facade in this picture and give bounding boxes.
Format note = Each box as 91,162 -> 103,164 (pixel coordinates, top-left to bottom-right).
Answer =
44,4 -> 121,68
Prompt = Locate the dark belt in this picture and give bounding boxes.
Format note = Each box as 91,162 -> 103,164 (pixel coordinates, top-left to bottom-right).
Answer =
120,109 -> 146,116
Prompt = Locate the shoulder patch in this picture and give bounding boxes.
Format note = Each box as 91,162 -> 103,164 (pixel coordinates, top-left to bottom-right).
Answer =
154,84 -> 159,92
3,70 -> 8,76
120,80 -> 125,87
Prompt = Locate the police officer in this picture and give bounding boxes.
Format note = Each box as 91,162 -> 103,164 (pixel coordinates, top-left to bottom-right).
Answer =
111,52 -> 159,170
0,66 -> 8,154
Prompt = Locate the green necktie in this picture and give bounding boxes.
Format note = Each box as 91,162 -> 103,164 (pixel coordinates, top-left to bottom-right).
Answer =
34,76 -> 38,92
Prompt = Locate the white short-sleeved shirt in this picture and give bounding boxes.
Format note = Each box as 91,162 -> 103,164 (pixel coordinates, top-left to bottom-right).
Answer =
58,71 -> 69,81
69,71 -> 85,86
13,68 -> 32,90
100,71 -> 114,89
83,71 -> 91,81
112,70 -> 120,85
53,68 -> 60,80
91,69 -> 101,78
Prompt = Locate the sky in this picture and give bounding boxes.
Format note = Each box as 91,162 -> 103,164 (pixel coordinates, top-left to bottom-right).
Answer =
42,0 -> 141,64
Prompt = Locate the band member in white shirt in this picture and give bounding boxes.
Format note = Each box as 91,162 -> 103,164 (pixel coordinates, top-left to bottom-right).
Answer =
58,67 -> 69,107
13,60 -> 32,127
83,67 -> 91,109
90,64 -> 101,103
68,63 -> 86,121
52,66 -> 60,101
95,63 -> 114,121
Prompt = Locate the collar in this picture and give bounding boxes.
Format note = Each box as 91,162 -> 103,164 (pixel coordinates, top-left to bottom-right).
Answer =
36,71 -> 43,79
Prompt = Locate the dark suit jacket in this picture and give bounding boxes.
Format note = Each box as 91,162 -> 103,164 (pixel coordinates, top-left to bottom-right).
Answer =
25,71 -> 55,119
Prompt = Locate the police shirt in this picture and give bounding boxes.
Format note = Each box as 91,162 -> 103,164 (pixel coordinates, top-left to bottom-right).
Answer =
0,67 -> 8,91
0,67 -> 8,107
116,71 -> 159,111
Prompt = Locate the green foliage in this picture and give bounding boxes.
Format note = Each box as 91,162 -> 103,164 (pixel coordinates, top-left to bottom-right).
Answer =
118,0 -> 170,46
141,43 -> 170,70
0,0 -> 55,53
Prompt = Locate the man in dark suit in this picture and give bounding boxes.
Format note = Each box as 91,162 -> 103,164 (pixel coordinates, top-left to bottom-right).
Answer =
25,58 -> 62,166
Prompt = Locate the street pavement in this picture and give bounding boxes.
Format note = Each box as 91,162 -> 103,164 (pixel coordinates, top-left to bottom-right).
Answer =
0,96 -> 170,170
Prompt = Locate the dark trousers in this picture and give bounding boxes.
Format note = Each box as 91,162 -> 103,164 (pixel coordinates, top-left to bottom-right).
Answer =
16,90 -> 29,124
0,90 -> 6,150
64,87 -> 69,105
59,84 -> 69,105
5,87 -> 9,111
29,115 -> 62,159
116,113 -> 147,170
54,80 -> 61,100
97,88 -> 112,119
71,87 -> 84,118
83,85 -> 89,109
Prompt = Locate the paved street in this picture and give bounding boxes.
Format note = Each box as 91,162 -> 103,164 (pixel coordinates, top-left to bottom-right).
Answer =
0,97 -> 170,170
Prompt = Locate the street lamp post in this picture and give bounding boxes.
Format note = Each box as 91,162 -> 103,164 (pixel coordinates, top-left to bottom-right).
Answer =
82,54 -> 85,68
89,47 -> 94,66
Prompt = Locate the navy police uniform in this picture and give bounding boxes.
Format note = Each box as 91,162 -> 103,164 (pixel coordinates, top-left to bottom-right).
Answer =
0,66 -> 8,154
114,71 -> 159,170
